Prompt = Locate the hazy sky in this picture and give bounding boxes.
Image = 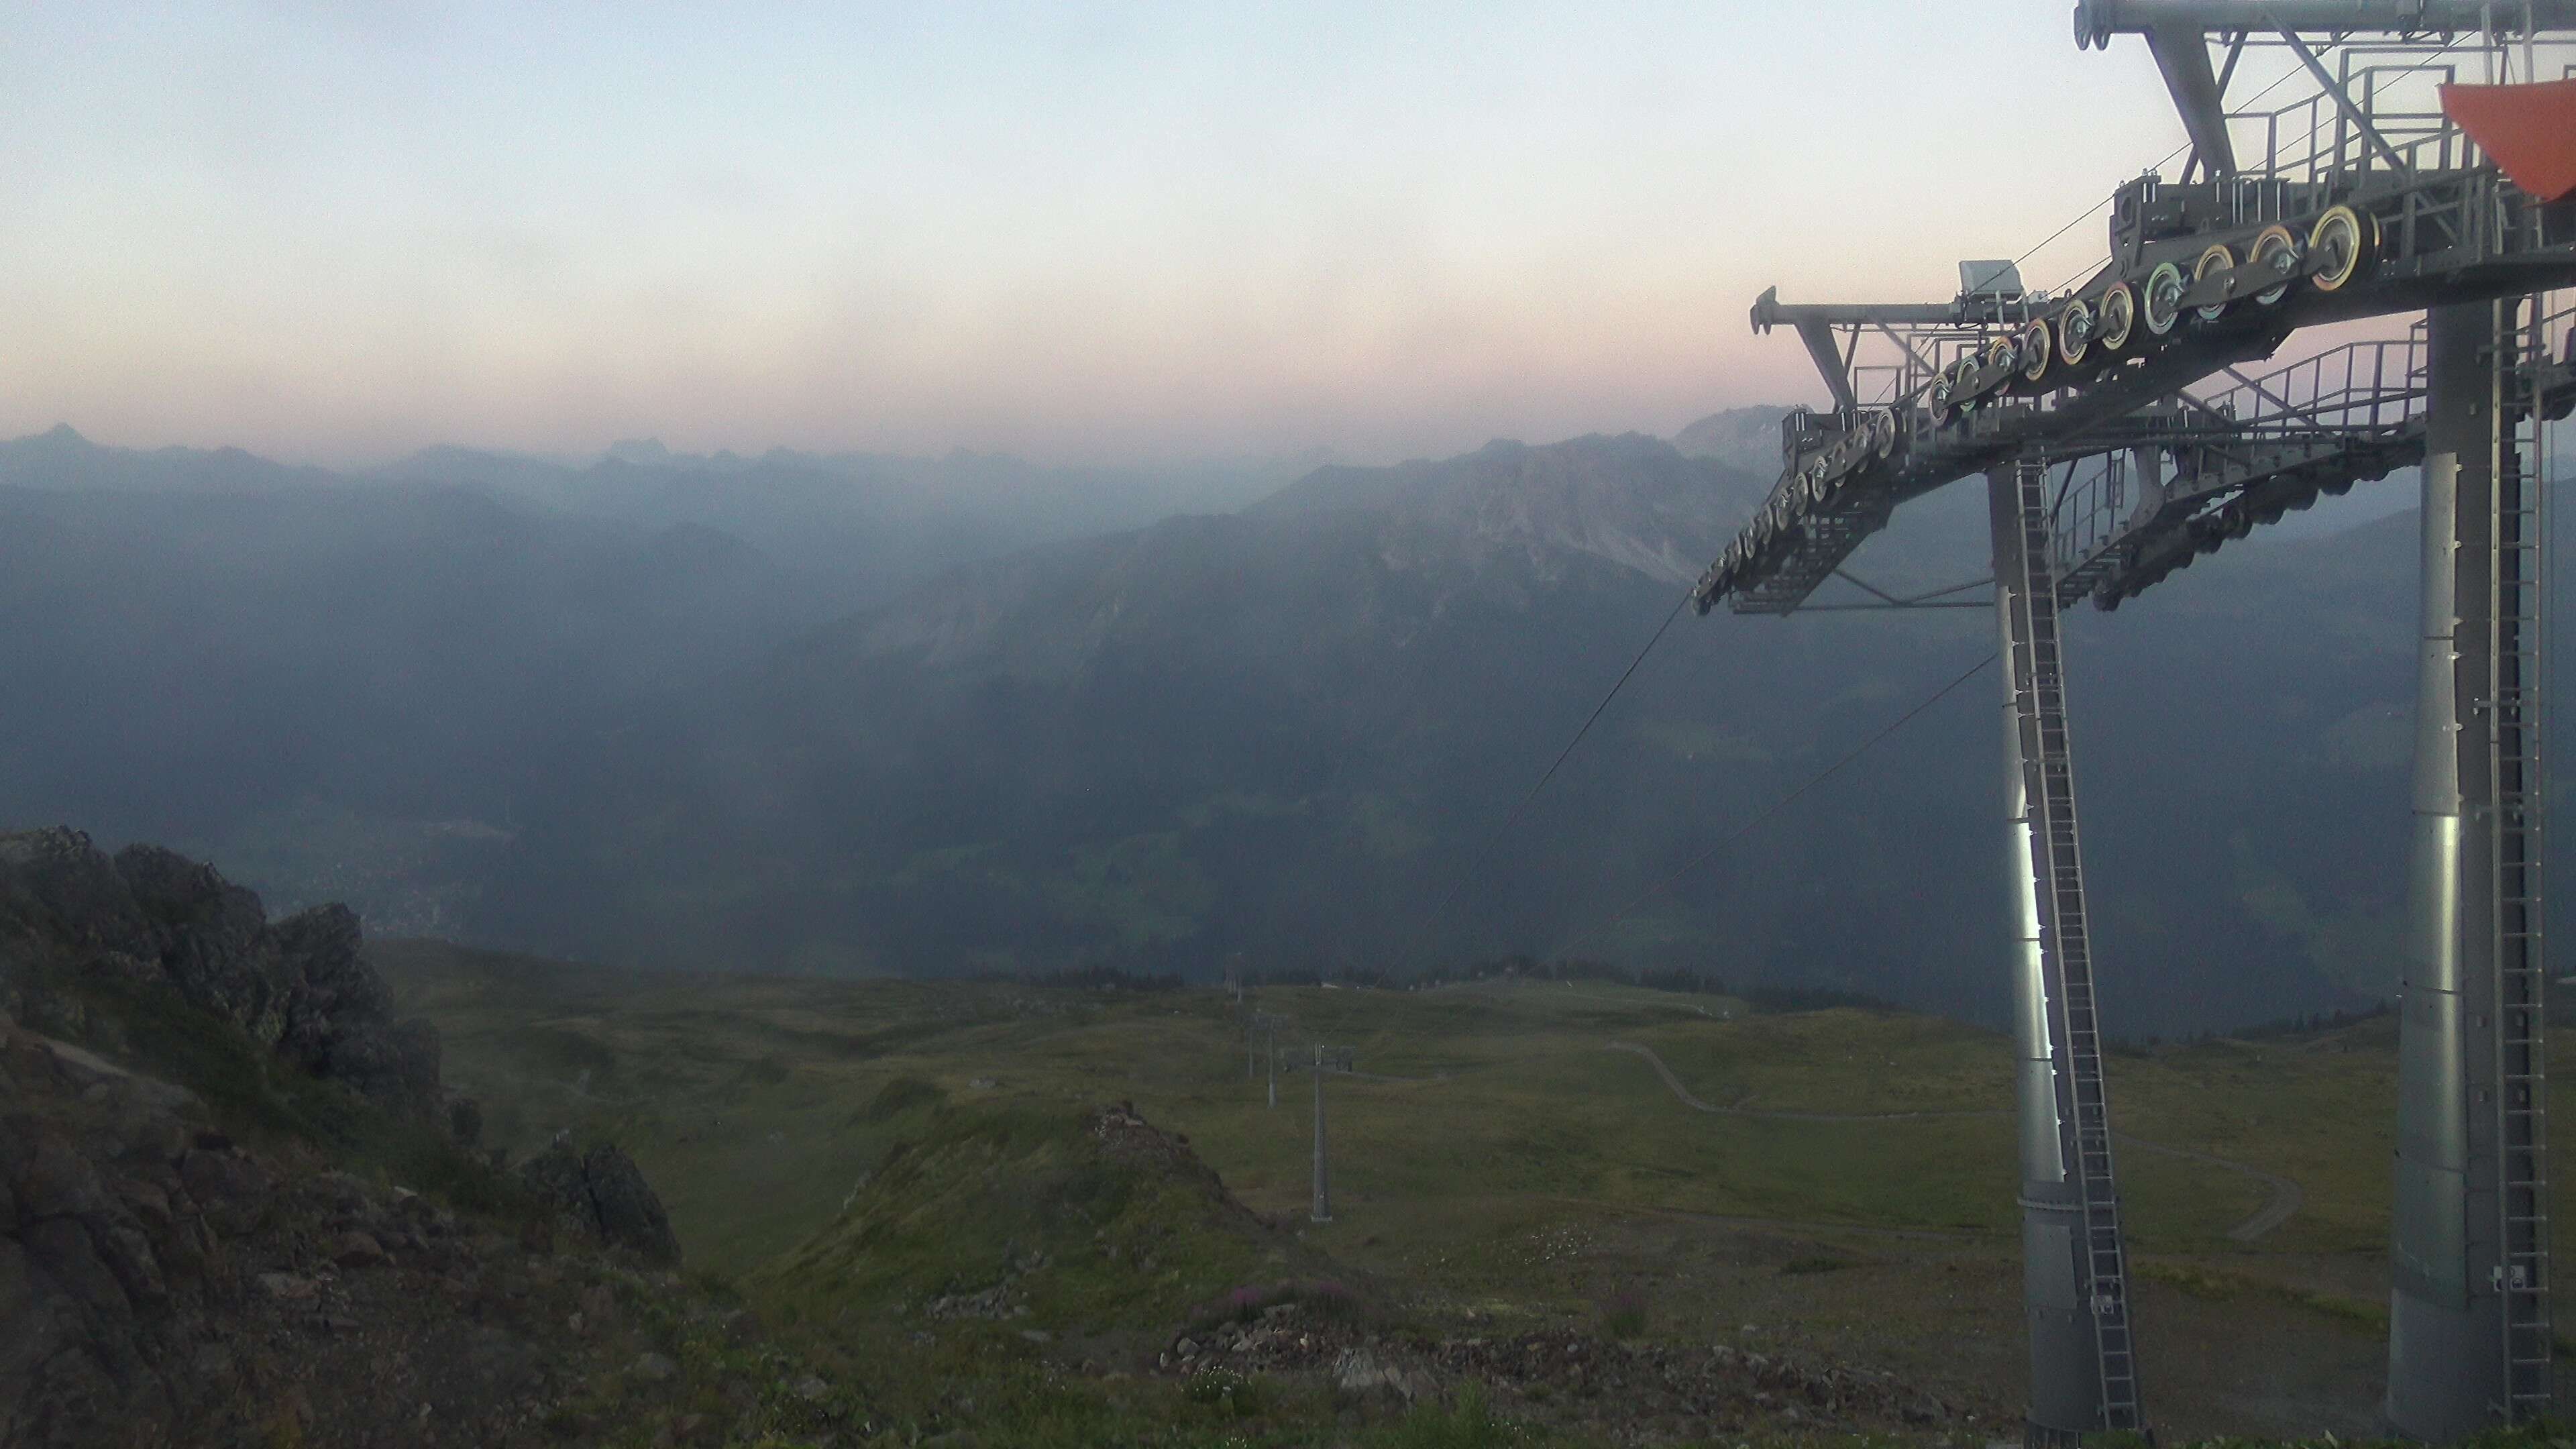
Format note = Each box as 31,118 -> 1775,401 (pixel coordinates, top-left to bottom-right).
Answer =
3,3 -> 2258,467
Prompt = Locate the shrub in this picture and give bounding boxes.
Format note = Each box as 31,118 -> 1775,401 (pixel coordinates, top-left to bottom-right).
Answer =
1302,1278 -> 1362,1321
1187,1277 -> 1365,1330
1595,1285 -> 1648,1339
1375,1385 -> 1518,1449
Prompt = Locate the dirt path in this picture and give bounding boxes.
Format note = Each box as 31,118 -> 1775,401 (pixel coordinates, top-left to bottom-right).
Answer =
1605,1040 -> 2303,1242
1606,1040 -> 2000,1122
2111,1134 -> 2306,1243
1552,1195 -> 2001,1243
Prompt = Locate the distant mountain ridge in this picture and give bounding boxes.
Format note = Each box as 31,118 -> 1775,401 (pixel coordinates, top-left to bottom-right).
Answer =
476,428 -> 2454,1037
1251,433 -> 1767,584
0,424 -> 339,495
1671,405 -> 1800,477
0,415 -> 2484,1036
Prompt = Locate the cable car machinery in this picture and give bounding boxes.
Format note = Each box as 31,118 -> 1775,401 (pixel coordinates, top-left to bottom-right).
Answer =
1693,4 -> 2576,1442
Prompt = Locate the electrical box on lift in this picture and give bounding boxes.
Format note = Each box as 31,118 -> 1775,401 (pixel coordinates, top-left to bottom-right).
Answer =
1958,260 -> 2027,301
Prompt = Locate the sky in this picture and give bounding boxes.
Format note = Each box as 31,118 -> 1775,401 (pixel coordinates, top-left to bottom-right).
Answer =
1,2 -> 2294,468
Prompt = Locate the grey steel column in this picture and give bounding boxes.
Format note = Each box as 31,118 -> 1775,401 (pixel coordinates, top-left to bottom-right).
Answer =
1990,469 -> 2106,1446
1310,1049 -> 1331,1222
2387,301 -> 2510,1438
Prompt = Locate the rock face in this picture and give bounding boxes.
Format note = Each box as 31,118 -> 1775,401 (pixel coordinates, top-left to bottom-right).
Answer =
519,1141 -> 682,1266
0,828 -> 443,1123
0,1008 -> 829,1448
0,1019 -> 250,1445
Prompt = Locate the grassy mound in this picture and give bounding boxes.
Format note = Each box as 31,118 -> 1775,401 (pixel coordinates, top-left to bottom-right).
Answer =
758,1095 -> 1311,1334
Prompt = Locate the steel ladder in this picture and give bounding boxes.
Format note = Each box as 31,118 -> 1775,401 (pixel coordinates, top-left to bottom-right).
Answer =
2493,298 -> 2553,1420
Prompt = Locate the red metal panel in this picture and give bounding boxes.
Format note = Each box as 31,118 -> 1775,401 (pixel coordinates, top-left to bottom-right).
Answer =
2441,79 -> 2576,203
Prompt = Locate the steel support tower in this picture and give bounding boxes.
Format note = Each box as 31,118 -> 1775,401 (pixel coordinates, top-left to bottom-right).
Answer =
1252,1010 -> 1287,1108
1310,1044 -> 1354,1222
1993,462 -> 2140,1438
1686,5 -> 2576,1439
2390,297 -> 2555,1436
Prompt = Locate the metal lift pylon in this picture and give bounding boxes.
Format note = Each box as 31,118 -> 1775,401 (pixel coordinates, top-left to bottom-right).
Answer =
1994,462 -> 2141,1443
1687,5 -> 2576,1440
2388,296 -> 2554,1438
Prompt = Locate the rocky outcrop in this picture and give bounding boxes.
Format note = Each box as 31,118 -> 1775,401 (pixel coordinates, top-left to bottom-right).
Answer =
270,904 -> 441,1120
0,1011 -> 292,1445
1164,1316 -> 1975,1437
519,1140 -> 682,1266
0,828 -> 443,1124
0,1008 -> 840,1448
0,832 -> 835,1447
115,843 -> 281,1041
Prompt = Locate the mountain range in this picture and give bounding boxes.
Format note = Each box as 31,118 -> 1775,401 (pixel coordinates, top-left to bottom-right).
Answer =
0,413 -> 2493,1036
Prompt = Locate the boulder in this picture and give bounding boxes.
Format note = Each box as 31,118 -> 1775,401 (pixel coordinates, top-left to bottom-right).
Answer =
1334,1346 -> 1434,1403
272,906 -> 441,1122
0,831 -> 150,979
329,1232 -> 388,1269
519,1142 -> 682,1266
272,906 -> 385,1053
319,1016 -> 443,1125
112,845 -> 285,1044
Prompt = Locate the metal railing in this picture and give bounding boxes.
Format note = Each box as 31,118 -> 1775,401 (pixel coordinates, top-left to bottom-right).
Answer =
2048,329 -> 2430,568
2046,288 -> 2571,608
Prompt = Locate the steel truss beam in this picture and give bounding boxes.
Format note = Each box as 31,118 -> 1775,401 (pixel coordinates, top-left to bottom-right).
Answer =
1705,193 -> 2575,618
2076,1 -> 2576,44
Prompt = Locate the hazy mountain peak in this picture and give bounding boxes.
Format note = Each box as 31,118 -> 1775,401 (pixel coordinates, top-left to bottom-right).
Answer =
604,437 -> 675,467
1672,405 -> 1800,476
1250,430 -> 1763,584
0,425 -> 330,495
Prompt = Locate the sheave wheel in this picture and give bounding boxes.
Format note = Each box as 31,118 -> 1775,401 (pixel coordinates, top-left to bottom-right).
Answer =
2141,263 -> 2185,337
1982,337 -> 2019,401
2193,243 -> 2235,322
2019,318 -> 2053,386
2095,283 -> 2137,352
2248,225 -> 2299,306
2308,205 -> 2376,292
2056,297 -> 2094,368
1958,354 -> 1990,413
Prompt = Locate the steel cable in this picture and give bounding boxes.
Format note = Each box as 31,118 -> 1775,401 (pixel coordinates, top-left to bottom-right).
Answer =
1549,648 -> 2000,961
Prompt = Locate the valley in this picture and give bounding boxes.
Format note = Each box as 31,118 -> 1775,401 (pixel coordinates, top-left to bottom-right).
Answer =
0,417 -> 2496,1040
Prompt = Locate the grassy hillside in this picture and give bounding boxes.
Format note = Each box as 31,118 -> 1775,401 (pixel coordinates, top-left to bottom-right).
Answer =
378,939 -> 2520,1442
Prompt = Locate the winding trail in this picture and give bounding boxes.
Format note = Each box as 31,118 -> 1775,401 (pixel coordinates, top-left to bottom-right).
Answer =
2112,1135 -> 2306,1243
1605,1040 -> 2303,1243
1607,1040 -> 2000,1123
1342,1069 -> 1448,1085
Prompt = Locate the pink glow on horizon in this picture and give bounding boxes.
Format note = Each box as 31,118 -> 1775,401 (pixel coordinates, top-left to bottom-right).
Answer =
2,2 -> 2268,468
